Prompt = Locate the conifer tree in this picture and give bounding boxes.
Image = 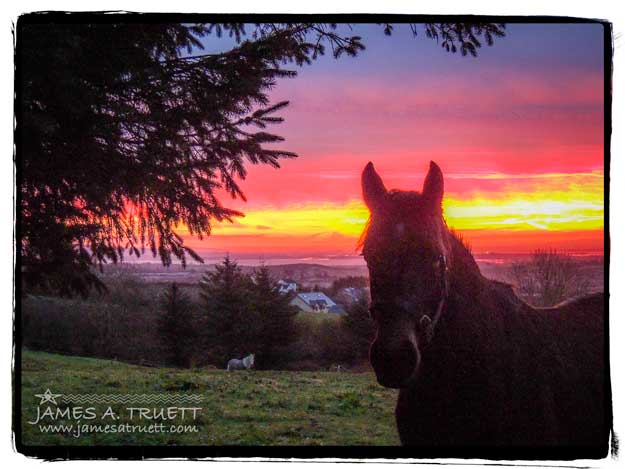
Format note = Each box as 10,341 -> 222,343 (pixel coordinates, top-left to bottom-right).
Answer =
251,265 -> 298,369
200,256 -> 255,365
159,282 -> 197,368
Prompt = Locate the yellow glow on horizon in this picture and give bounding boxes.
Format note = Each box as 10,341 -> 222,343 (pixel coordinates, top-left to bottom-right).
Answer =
174,172 -> 604,244
201,194 -> 602,238
444,193 -> 603,231
210,201 -> 370,237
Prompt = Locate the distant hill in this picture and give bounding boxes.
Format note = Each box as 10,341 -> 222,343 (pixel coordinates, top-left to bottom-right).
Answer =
100,255 -> 603,292
101,262 -> 368,288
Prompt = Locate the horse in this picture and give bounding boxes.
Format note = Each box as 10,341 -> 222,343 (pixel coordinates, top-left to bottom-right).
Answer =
226,353 -> 255,371
361,161 -> 607,453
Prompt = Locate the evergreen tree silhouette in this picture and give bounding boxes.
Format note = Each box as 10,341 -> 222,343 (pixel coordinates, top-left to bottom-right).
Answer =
159,282 -> 197,368
200,256 -> 255,365
251,265 -> 298,369
18,21 -> 506,296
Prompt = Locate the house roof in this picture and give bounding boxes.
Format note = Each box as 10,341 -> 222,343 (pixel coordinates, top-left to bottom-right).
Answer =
297,292 -> 336,307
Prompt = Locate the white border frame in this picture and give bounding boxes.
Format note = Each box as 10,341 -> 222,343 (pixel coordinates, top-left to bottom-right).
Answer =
2,2 -> 622,467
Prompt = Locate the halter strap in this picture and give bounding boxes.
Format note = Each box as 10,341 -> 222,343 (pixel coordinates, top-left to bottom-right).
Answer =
420,255 -> 449,343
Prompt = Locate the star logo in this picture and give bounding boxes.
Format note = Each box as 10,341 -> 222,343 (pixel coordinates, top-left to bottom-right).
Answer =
34,389 -> 62,405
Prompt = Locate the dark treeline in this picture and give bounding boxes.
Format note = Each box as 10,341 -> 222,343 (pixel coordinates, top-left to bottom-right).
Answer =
22,258 -> 374,370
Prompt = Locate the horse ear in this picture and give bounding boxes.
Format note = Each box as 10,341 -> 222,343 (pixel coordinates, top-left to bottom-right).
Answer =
422,161 -> 444,213
362,162 -> 387,213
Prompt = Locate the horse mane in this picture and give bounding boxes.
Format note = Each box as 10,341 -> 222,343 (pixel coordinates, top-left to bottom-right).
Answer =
448,228 -> 471,253
446,226 -> 524,307
356,218 -> 370,253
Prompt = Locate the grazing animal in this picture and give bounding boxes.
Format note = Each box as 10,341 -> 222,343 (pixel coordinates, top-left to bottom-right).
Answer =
227,353 -> 255,371
361,161 -> 607,450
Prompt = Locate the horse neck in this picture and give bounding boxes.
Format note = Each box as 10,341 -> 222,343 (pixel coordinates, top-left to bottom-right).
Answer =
417,233 -> 498,384
441,230 -> 526,336
446,231 -> 484,299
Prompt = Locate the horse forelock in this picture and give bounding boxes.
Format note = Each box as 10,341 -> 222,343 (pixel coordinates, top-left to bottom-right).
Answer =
359,189 -> 451,255
387,189 -> 422,204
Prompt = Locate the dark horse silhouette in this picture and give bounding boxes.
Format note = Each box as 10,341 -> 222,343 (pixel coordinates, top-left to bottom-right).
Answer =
361,161 -> 607,453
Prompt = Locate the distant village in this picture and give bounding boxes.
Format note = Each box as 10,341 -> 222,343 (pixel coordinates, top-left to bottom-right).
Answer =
276,279 -> 369,315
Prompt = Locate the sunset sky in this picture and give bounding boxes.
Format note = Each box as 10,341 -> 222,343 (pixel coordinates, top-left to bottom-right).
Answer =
181,23 -> 605,259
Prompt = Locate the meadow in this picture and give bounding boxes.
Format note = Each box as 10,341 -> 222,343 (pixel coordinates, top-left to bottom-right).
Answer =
20,350 -> 400,446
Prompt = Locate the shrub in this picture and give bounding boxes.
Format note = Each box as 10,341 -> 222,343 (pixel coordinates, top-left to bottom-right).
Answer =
21,276 -> 201,366
21,266 -> 372,371
510,249 -> 590,307
340,294 -> 374,362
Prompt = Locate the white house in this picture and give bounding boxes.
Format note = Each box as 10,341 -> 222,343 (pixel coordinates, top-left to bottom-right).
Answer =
290,292 -> 337,314
277,279 -> 298,294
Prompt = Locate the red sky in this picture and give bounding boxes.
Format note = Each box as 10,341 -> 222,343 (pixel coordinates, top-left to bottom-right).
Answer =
180,23 -> 605,259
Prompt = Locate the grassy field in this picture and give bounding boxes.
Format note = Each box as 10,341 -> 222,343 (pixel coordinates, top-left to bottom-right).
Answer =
20,350 -> 399,446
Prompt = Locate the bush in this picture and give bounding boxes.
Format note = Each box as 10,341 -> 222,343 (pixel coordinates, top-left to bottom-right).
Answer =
340,294 -> 374,361
21,266 -> 372,371
22,279 -> 163,364
21,276 -> 208,367
510,249 -> 590,307
319,319 -> 353,364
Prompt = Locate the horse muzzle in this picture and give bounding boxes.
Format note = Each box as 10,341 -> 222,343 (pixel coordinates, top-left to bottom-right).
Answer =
369,337 -> 420,389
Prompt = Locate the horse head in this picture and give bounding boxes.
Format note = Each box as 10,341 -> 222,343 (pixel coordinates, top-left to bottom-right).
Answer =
246,353 -> 255,369
361,161 -> 451,389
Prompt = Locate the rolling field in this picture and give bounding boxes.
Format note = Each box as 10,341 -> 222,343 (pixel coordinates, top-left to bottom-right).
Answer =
19,350 -> 400,446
